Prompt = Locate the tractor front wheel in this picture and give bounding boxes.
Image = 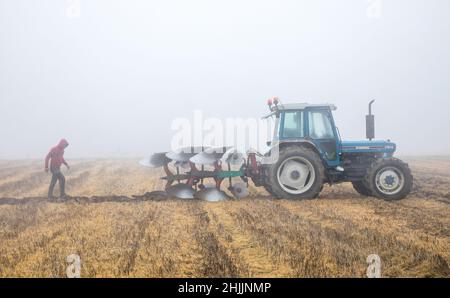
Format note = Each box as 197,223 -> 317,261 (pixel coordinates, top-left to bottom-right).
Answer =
266,146 -> 325,199
363,158 -> 413,201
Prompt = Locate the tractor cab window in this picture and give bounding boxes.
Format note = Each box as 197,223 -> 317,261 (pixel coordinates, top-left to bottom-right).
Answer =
282,111 -> 304,139
308,110 -> 335,139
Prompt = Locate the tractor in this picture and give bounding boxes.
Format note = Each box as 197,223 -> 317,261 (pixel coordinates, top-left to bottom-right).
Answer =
140,99 -> 412,201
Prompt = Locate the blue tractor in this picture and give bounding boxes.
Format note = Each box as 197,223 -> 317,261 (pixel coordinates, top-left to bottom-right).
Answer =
141,99 -> 412,201
252,98 -> 413,201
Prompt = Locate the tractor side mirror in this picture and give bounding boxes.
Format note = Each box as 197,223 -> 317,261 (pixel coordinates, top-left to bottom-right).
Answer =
366,100 -> 375,141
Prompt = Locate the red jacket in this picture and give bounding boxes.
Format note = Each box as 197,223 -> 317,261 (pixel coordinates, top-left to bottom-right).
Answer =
45,139 -> 69,170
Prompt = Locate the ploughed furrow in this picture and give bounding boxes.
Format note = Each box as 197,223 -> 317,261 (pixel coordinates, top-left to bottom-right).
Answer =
223,199 -> 348,277
0,162 -> 42,181
64,171 -> 91,194
186,202 -> 244,277
68,160 -> 163,197
0,202 -> 86,277
0,171 -> 51,198
102,161 -> 163,196
0,196 -> 448,277
405,157 -> 450,178
15,202 -> 161,277
130,201 -> 201,277
71,202 -> 160,277
0,160 -> 98,198
201,203 -> 251,277
223,198 -> 450,277
406,157 -> 450,201
377,199 -> 449,238
0,203 -> 40,240
203,202 -> 287,277
115,205 -> 157,276
317,181 -> 449,220
276,199 -> 450,277
66,160 -> 123,197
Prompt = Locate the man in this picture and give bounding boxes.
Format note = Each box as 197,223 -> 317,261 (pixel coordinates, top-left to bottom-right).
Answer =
45,139 -> 70,199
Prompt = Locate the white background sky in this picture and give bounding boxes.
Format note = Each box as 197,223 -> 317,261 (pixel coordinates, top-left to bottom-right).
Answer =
0,0 -> 449,159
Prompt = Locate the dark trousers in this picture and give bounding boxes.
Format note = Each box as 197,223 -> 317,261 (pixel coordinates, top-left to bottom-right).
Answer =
48,167 -> 66,197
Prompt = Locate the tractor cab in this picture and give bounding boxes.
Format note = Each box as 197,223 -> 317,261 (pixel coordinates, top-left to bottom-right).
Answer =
265,101 -> 341,167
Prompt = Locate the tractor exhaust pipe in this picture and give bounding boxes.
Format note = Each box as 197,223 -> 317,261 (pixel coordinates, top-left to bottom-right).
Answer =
366,100 -> 375,141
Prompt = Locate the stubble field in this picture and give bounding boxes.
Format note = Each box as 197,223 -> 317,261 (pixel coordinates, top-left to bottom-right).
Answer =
0,157 -> 448,277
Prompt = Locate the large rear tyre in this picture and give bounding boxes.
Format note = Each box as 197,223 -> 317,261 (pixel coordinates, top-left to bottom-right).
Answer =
266,146 -> 325,199
363,158 -> 413,201
352,181 -> 372,196
263,185 -> 276,196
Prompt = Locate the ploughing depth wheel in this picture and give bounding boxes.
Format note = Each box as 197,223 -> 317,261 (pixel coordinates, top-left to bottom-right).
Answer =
266,146 -> 325,199
363,158 -> 413,201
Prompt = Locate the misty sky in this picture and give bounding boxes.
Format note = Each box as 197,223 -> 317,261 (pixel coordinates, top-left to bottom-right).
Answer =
1,0 -> 449,159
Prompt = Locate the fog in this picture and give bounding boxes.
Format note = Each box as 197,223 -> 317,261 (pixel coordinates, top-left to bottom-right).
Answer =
1,0 -> 449,159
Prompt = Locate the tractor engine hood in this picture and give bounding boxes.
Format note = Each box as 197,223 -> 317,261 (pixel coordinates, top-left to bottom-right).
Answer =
340,140 -> 396,154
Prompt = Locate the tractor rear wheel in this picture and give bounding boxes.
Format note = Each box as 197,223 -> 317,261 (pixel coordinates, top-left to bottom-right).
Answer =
266,146 -> 325,199
263,185 -> 276,196
363,158 -> 413,201
352,181 -> 372,196
260,165 -> 278,197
